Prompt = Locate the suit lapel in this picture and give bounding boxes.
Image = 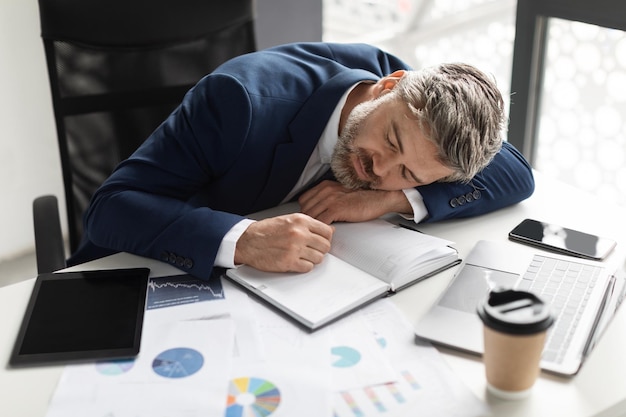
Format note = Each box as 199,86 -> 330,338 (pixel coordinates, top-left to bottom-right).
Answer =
249,69 -> 378,213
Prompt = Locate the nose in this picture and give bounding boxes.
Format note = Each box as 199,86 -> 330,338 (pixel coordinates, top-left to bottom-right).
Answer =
371,150 -> 399,179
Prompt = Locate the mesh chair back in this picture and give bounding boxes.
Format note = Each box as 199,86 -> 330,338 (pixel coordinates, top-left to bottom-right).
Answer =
38,0 -> 256,251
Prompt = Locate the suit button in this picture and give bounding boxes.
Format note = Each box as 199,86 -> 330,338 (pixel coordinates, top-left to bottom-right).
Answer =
160,251 -> 169,262
168,253 -> 177,264
184,258 -> 193,269
449,198 -> 459,208
465,192 -> 474,202
472,190 -> 482,200
457,195 -> 467,205
176,256 -> 185,267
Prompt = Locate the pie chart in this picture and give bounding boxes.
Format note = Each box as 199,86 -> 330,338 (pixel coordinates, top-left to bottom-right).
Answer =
376,335 -> 387,349
152,347 -> 204,379
225,376 -> 281,417
95,359 -> 135,376
331,345 -> 361,368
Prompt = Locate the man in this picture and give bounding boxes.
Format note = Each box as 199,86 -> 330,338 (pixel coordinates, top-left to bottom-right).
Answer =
69,42 -> 535,279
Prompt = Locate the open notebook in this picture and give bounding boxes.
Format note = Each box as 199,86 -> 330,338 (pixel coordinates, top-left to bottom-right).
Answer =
225,204 -> 459,330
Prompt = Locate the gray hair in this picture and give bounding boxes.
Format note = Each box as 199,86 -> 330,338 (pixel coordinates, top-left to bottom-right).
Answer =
392,63 -> 505,182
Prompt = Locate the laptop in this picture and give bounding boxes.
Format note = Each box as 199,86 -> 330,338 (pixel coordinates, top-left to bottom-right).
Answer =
414,240 -> 626,376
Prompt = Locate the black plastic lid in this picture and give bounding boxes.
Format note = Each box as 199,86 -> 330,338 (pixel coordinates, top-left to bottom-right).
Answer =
477,289 -> 554,335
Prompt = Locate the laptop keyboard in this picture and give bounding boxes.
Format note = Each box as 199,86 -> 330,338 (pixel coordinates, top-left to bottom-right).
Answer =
516,255 -> 602,364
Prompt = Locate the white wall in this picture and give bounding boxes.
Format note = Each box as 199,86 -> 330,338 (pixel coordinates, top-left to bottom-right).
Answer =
0,0 -> 62,261
0,0 -> 322,262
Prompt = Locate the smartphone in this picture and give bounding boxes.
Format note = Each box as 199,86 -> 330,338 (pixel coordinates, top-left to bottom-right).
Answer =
508,218 -> 617,261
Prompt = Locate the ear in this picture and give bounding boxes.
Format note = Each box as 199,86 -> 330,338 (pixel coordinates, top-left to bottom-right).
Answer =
373,70 -> 406,97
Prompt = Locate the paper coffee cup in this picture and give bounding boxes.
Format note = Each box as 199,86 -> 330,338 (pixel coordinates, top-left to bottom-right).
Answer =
477,289 -> 554,399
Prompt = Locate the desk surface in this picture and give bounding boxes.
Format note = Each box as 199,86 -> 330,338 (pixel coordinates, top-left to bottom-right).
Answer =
2,172 -> 626,417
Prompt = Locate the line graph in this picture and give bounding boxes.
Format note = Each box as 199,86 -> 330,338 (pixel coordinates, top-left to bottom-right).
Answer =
146,274 -> 224,309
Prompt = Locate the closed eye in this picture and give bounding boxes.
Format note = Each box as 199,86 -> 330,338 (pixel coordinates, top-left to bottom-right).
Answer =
386,134 -> 397,151
401,165 -> 409,181
402,165 -> 422,184
393,121 -> 422,184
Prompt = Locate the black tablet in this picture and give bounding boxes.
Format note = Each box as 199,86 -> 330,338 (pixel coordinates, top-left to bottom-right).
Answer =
9,268 -> 150,367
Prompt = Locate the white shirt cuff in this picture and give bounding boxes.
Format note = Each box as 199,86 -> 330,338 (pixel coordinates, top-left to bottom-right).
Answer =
214,218 -> 256,268
400,188 -> 428,223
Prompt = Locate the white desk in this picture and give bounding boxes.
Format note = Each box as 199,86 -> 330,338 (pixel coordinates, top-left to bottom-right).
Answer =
2,172 -> 626,417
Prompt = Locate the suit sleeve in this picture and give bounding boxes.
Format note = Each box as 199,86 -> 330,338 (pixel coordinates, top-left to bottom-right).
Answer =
82,74 -> 250,279
417,142 -> 535,223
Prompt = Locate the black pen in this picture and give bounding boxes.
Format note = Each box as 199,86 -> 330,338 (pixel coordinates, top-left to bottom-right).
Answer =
397,223 -> 424,234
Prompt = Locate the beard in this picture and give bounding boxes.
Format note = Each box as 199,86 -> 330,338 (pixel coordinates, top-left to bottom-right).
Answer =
330,98 -> 383,190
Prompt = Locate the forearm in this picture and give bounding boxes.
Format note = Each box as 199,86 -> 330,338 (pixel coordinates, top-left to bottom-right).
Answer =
299,181 -> 414,224
379,189 -> 413,215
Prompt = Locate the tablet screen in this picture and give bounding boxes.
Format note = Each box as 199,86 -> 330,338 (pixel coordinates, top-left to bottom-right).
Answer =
10,268 -> 150,367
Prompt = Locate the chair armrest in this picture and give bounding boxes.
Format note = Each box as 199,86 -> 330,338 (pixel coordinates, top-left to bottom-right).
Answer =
33,195 -> 66,274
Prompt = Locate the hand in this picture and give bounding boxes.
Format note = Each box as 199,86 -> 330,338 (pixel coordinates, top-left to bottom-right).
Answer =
298,180 -> 412,224
234,213 -> 334,273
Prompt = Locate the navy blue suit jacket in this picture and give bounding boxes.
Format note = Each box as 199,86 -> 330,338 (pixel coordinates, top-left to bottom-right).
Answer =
70,42 -> 534,279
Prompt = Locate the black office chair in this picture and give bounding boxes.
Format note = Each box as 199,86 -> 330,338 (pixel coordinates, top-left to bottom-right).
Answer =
508,0 -> 626,163
34,0 -> 256,274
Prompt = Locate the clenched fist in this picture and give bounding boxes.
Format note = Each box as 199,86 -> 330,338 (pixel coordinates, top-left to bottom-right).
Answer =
234,213 -> 334,272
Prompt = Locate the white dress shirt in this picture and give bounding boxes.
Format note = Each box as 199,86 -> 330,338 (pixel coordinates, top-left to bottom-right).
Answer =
214,83 -> 428,268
